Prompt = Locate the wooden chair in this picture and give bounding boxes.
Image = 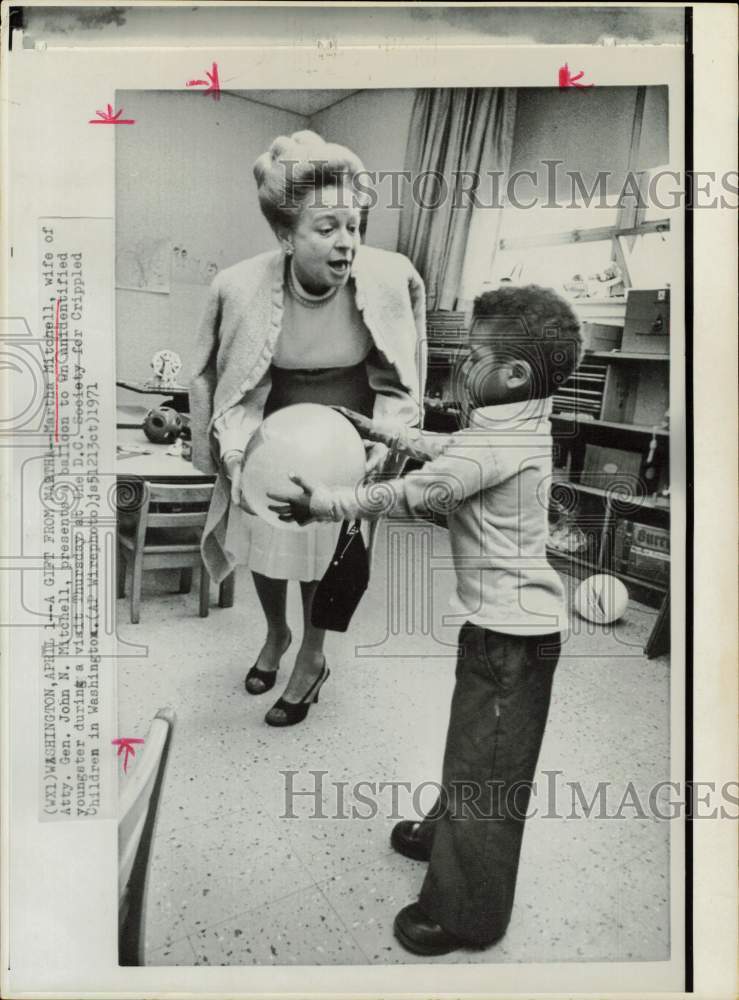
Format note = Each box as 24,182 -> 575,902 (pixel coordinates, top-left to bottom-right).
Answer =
117,481 -> 235,624
119,707 -> 175,966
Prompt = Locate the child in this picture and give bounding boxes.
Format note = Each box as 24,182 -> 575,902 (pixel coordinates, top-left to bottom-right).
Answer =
269,285 -> 583,955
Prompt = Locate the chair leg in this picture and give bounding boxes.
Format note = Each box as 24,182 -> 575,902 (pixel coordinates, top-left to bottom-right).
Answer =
179,568 -> 193,594
218,572 -> 235,608
130,553 -> 143,625
117,547 -> 127,599
199,565 -> 210,618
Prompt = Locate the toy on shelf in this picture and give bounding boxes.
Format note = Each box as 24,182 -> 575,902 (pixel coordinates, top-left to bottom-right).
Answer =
587,261 -> 625,299
562,274 -> 589,299
563,262 -> 625,300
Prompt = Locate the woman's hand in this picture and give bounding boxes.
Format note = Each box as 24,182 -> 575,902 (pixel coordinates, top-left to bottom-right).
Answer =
364,440 -> 389,476
223,453 -> 256,515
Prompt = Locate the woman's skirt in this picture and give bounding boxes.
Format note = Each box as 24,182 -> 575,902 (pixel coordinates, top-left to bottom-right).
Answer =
223,361 -> 373,582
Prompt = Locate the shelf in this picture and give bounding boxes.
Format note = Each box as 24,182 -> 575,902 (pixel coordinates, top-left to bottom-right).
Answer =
424,400 -> 461,415
546,545 -> 669,593
551,479 -> 670,511
550,413 -> 670,436
586,351 -> 669,362
424,407 -> 671,442
546,546 -> 600,573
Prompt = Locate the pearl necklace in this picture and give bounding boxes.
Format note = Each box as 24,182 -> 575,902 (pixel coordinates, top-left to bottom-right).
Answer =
287,260 -> 340,309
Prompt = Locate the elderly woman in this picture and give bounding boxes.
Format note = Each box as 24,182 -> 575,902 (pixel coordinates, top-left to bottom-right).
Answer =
190,131 -> 426,727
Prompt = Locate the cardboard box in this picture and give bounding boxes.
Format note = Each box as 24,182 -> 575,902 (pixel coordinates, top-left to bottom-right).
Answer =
614,520 -> 671,585
621,289 -> 670,355
601,363 -> 669,426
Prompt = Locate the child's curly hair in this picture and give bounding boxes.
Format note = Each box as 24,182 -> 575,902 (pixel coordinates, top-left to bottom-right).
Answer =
473,285 -> 583,398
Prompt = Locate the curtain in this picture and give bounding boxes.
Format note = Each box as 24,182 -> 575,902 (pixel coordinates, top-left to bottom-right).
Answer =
398,89 -> 517,311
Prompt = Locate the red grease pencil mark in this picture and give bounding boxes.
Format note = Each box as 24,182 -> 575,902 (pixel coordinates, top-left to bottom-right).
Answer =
54,297 -> 60,444
558,64 -> 593,89
89,104 -> 136,125
112,738 -> 145,774
186,61 -> 221,101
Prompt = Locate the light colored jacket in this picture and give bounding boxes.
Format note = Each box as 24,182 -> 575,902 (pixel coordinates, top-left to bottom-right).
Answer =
189,245 -> 427,581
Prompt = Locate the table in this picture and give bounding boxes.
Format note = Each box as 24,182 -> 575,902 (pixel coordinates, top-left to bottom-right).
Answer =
115,428 -> 234,608
116,379 -> 190,413
116,404 -> 150,429
116,427 -> 213,482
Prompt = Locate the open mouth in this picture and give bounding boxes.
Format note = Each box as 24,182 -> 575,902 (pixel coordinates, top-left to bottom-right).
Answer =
328,259 -> 351,276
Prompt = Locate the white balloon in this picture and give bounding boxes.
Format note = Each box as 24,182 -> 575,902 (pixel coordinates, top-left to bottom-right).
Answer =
573,574 -> 629,624
241,404 -> 367,529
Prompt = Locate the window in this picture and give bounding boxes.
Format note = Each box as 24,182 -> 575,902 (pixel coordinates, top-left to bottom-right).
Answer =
487,183 -> 671,299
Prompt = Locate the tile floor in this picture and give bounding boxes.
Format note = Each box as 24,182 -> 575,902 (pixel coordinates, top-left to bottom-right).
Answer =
117,519 -> 671,967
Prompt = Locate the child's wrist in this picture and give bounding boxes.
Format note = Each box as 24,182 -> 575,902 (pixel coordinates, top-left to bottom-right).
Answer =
222,450 -> 242,475
371,418 -> 416,454
309,486 -> 346,522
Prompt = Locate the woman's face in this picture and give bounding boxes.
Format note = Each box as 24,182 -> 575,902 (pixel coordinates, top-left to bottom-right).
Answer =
287,183 -> 361,293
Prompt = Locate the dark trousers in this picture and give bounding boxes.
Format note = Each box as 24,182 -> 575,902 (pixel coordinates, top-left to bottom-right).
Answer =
417,622 -> 561,944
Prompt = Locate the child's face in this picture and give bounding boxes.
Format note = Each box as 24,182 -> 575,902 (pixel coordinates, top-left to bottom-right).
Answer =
460,343 -> 524,407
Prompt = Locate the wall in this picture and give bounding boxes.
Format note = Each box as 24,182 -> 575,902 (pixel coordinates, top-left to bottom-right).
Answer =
116,84 -> 668,394
115,88 -> 415,398
115,90 -> 306,390
308,89 -> 416,252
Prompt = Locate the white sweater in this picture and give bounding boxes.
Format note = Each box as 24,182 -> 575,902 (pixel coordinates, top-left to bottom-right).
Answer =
307,399 -> 566,636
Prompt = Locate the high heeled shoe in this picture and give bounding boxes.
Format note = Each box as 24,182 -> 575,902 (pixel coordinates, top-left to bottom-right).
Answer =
264,662 -> 330,727
244,630 -> 292,695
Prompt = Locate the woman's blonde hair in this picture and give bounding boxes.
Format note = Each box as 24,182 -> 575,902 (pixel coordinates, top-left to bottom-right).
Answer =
253,130 -> 370,234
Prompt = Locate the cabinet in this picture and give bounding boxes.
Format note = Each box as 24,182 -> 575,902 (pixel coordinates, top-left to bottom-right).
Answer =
549,328 -> 670,604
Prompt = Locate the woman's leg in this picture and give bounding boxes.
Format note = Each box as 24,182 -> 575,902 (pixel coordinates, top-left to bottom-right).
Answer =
277,580 -> 327,704
250,572 -> 291,678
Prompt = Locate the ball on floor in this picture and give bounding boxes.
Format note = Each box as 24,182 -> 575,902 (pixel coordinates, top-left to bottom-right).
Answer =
573,574 -> 629,624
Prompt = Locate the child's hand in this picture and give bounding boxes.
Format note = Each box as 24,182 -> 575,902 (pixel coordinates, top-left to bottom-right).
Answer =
267,474 -> 315,525
267,474 -> 340,525
332,406 -> 375,439
364,440 -> 389,475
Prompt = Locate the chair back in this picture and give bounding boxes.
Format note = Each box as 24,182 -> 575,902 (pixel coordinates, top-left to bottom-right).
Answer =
129,482 -> 213,550
145,482 -> 214,527
118,707 -> 176,965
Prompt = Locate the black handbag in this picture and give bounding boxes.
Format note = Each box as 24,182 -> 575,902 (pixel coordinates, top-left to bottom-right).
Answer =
311,519 -> 369,632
